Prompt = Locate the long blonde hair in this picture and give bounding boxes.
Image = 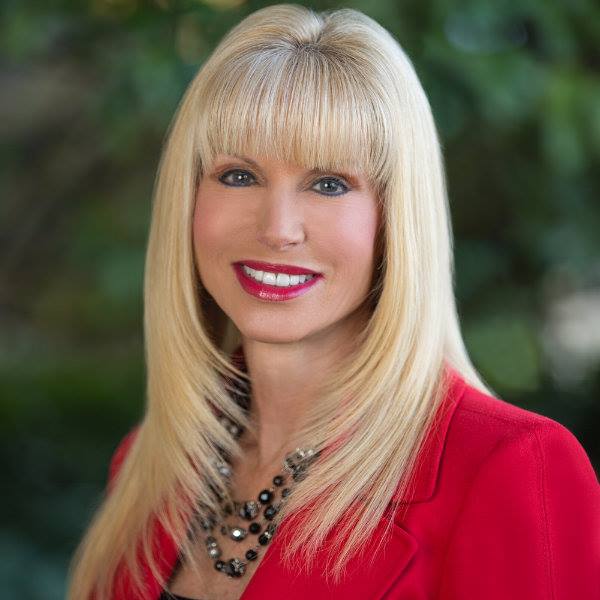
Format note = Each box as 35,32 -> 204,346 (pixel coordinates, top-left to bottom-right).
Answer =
67,4 -> 493,598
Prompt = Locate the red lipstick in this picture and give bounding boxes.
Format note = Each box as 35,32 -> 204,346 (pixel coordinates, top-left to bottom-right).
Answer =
232,263 -> 323,302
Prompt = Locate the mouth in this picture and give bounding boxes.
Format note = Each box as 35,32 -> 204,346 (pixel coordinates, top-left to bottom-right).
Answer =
232,263 -> 323,302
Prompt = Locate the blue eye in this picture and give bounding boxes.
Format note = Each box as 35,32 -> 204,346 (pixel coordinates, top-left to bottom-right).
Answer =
219,169 -> 256,186
312,177 -> 349,196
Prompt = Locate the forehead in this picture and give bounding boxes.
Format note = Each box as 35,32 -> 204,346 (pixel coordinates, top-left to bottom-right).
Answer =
195,49 -> 392,190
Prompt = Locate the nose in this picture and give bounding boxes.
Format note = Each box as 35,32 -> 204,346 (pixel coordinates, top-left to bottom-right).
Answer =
256,188 -> 305,251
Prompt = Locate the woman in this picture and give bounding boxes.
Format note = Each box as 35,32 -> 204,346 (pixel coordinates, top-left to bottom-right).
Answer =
67,4 -> 600,599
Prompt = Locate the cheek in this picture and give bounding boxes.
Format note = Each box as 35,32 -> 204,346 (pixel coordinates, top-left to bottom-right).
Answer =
321,202 -> 380,271
192,198 -> 213,256
192,188 -> 235,258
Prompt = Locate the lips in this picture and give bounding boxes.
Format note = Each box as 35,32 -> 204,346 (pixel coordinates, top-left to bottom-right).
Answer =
232,263 -> 322,302
235,260 -> 320,276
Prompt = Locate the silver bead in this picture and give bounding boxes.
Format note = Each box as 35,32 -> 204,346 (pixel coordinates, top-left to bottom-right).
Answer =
228,423 -> 239,436
207,546 -> 221,559
216,461 -> 232,478
230,526 -> 247,541
239,500 -> 260,520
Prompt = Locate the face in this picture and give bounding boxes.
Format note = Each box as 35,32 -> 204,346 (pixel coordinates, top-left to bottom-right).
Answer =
192,153 -> 382,348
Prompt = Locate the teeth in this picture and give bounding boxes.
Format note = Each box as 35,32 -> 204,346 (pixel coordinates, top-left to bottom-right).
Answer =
242,265 -> 316,287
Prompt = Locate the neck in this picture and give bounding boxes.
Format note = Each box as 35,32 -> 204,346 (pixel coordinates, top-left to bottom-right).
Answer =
235,305 -> 370,471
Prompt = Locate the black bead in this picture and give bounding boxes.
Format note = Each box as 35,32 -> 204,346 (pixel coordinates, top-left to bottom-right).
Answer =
281,488 -> 291,498
249,522 -> 261,534
292,468 -> 307,481
258,489 -> 273,504
240,500 -> 259,520
258,532 -> 271,545
245,549 -> 258,561
214,560 -> 225,571
226,558 -> 245,577
199,518 -> 213,531
272,475 -> 284,486
264,505 -> 278,520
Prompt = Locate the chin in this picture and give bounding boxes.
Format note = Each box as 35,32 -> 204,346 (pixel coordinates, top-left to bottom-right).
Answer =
236,327 -> 309,345
232,315 -> 317,345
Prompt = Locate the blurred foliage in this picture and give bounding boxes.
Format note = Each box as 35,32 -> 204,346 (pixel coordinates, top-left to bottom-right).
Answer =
1,0 -> 599,597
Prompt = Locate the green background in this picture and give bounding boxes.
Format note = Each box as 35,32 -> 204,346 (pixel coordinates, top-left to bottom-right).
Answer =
1,0 -> 599,597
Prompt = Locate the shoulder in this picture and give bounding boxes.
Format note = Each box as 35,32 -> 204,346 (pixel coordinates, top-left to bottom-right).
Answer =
435,377 -> 600,597
406,371 -> 599,509
448,378 -> 597,479
439,376 -> 600,535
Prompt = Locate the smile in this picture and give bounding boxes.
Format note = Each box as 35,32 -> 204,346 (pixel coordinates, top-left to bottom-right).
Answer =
232,264 -> 322,302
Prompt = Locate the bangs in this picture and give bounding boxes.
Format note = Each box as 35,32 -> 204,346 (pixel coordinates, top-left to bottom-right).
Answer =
196,47 -> 393,187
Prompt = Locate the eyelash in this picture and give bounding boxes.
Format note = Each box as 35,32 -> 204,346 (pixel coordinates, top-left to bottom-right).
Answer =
217,169 -> 351,197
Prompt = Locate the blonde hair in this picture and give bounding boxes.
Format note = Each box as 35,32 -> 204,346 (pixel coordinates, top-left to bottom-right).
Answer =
67,4 -> 493,598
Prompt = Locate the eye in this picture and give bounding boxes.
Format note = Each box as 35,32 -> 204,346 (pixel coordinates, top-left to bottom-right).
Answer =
311,177 -> 350,196
218,169 -> 256,187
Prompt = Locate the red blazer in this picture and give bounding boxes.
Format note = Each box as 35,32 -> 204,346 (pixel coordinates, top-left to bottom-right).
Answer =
106,371 -> 600,599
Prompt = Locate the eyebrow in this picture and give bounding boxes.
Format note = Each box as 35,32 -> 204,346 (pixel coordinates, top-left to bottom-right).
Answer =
231,155 -> 262,170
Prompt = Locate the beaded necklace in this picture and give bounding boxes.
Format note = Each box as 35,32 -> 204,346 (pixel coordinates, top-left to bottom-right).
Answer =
186,375 -> 320,579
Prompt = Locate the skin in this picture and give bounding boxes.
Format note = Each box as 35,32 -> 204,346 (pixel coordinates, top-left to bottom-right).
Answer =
192,153 -> 382,473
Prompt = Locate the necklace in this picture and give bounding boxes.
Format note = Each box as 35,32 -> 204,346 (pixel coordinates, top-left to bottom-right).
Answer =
188,381 -> 320,579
